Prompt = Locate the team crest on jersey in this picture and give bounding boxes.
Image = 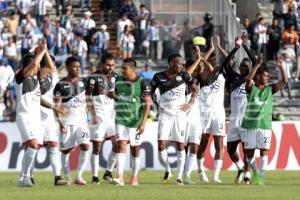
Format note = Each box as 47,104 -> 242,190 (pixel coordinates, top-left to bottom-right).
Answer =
111,77 -> 116,83
176,75 -> 182,81
90,79 -> 95,85
79,81 -> 84,87
55,91 -> 61,96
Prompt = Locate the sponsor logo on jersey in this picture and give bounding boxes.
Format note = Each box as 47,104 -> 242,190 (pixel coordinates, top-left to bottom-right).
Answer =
176,76 -> 182,81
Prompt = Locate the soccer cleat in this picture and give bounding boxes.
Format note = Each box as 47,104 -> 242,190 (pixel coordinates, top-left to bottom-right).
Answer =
176,178 -> 184,186
103,170 -> 113,182
212,178 -> 222,183
130,175 -> 139,186
112,175 -> 125,186
183,176 -> 195,185
65,177 -> 72,185
21,176 -> 34,187
74,178 -> 87,186
30,177 -> 35,185
54,176 -> 68,186
235,170 -> 244,184
161,171 -> 172,184
198,172 -> 209,183
251,172 -> 264,185
92,176 -> 100,185
244,177 -> 251,185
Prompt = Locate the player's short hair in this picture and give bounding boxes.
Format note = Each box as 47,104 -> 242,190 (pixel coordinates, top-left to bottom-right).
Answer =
101,53 -> 114,64
185,59 -> 194,69
22,53 -> 35,68
168,53 -> 182,64
65,56 -> 80,67
123,58 -> 137,69
40,54 -> 55,68
140,4 -> 146,8
256,63 -> 269,76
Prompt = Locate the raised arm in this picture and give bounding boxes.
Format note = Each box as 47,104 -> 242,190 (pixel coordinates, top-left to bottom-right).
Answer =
272,56 -> 288,94
186,46 -> 203,75
203,40 -> 215,61
242,34 -> 256,65
214,34 -> 228,58
245,53 -> 263,92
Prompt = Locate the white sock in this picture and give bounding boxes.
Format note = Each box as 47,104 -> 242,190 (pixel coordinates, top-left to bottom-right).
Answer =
234,160 -> 244,171
22,147 -> 37,177
131,156 -> 140,177
184,153 -> 196,177
61,153 -> 70,179
107,151 -> 117,172
244,171 -> 251,178
177,150 -> 186,180
30,161 -> 35,177
117,153 -> 126,176
197,157 -> 205,173
77,150 -> 89,180
259,156 -> 268,177
158,149 -> 171,172
213,159 -> 223,180
49,147 -> 60,177
91,154 -> 99,177
246,157 -> 257,173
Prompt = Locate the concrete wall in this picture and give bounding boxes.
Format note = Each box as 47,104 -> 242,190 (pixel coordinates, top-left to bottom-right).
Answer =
234,0 -> 260,20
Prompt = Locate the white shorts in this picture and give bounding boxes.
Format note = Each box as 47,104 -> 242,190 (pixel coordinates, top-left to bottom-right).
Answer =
201,111 -> 226,136
41,119 -> 59,143
59,124 -> 90,151
115,124 -> 141,146
16,118 -> 43,145
244,128 -> 272,150
90,118 -> 115,142
227,119 -> 246,143
158,113 -> 186,143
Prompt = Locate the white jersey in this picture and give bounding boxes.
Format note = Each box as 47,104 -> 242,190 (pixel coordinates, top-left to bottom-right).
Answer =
151,71 -> 193,116
199,73 -> 225,113
15,70 -> 41,122
54,78 -> 88,125
40,72 -> 59,122
230,82 -> 247,123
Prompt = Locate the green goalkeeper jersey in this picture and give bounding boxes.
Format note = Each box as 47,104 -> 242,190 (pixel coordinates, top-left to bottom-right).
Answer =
242,84 -> 273,129
115,76 -> 150,128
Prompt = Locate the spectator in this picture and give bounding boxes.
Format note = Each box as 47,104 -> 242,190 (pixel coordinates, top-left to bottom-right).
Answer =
177,20 -> 194,60
281,25 -> 298,48
1,26 -> 12,46
77,10 -> 95,42
41,14 -> 54,31
117,13 -> 134,58
161,20 -> 179,59
16,0 -> 32,22
19,25 -> 33,57
273,0 -> 284,19
34,0 -> 52,27
0,57 -> 15,121
147,19 -> 160,61
277,54 -> 293,99
100,0 -> 113,22
0,36 -> 3,59
139,63 -> 154,82
91,24 -> 110,59
295,42 -> 300,81
0,0 -> 8,15
55,0 -> 66,16
5,11 -> 19,37
80,0 -> 91,9
135,4 -> 150,55
72,32 -> 88,73
4,37 -> 18,70
43,27 -> 55,53
202,13 -> 214,51
61,5 -> 73,31
119,25 -> 135,59
254,16 -> 267,56
119,0 -> 138,21
24,13 -> 37,30
267,18 -> 282,60
283,8 -> 298,30
53,17 -> 67,55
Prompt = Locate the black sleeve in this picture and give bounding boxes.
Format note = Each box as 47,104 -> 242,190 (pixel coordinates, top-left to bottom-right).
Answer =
15,69 -> 25,84
141,79 -> 151,98
221,47 -> 239,78
243,44 -> 256,65
150,73 -> 159,90
182,71 -> 193,86
53,82 -> 62,98
86,76 -> 96,96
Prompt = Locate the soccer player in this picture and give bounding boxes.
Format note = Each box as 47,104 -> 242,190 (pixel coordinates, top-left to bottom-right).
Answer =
86,53 -> 119,184
242,53 -> 287,185
16,41 -> 47,187
54,56 -> 90,185
38,51 -> 68,186
112,58 -> 151,186
151,48 -> 202,185
197,38 -> 242,183
226,35 -> 256,184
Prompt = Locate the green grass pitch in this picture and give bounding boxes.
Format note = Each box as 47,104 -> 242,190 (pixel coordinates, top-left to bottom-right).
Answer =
0,171 -> 299,200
